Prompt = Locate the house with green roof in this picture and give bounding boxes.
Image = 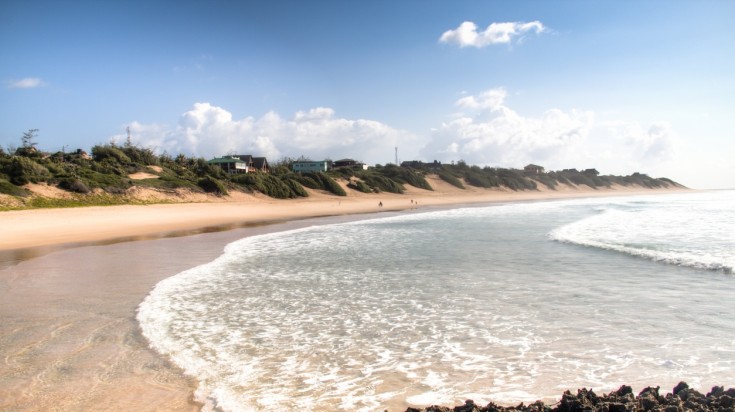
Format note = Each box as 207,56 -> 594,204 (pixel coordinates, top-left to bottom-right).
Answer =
208,156 -> 249,174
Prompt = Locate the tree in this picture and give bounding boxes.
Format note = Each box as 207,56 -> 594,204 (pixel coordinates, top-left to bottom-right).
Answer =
21,129 -> 39,149
15,129 -> 40,157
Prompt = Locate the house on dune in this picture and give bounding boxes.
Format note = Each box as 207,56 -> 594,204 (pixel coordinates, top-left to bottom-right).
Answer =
208,154 -> 270,174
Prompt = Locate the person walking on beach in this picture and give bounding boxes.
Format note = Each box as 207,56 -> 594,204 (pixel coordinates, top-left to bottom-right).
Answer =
379,201 -> 383,207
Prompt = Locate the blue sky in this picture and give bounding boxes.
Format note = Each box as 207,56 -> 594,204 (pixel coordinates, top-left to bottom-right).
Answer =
1,0 -> 733,188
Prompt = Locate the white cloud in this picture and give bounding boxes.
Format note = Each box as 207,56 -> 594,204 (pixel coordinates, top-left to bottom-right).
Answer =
420,88 -> 679,177
7,77 -> 45,89
455,88 -> 507,111
115,95 -> 681,182
623,123 -> 676,162
422,88 -> 594,166
117,103 -> 422,165
440,21 -> 546,48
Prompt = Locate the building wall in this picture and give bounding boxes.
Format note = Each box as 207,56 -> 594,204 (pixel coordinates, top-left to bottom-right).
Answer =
292,161 -> 328,173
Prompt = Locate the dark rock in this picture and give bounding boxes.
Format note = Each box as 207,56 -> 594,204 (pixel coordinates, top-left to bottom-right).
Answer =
426,406 -> 452,412
403,382 -> 735,412
639,392 -> 659,411
716,394 -> 734,408
454,399 -> 480,412
708,386 -> 725,398
615,385 -> 633,397
639,386 -> 661,401
607,402 -> 629,412
673,381 -> 690,395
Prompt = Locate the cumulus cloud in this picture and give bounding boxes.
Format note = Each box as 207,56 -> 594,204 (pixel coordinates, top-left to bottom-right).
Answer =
422,88 -> 594,167
624,123 -> 676,162
440,21 -> 545,48
117,103 -> 422,164
6,77 -> 45,89
456,88 -> 507,111
115,95 -> 679,179
420,88 -> 679,176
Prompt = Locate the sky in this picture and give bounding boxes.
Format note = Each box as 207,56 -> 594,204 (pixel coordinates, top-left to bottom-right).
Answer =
1,0 -> 734,189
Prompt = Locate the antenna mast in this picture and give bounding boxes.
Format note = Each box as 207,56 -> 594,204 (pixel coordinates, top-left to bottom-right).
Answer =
395,146 -> 398,165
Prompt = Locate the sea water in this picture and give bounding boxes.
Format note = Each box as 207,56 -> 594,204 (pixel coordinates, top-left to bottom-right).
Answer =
137,190 -> 735,411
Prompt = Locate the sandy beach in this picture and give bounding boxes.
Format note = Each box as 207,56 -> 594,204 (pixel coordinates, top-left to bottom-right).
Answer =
0,180 -> 688,411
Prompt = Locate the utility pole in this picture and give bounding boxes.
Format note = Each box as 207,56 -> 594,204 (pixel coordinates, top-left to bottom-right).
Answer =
126,126 -> 132,147
395,146 -> 398,166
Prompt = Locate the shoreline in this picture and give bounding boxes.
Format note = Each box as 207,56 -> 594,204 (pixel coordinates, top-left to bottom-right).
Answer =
0,184 -> 690,411
0,180 -> 690,253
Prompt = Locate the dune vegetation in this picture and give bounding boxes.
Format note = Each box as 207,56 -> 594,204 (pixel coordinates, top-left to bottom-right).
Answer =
0,130 -> 683,210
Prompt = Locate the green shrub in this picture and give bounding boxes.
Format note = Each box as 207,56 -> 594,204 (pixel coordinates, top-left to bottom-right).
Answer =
379,165 -> 433,191
233,173 -> 302,198
0,178 -> 31,196
438,170 -> 464,189
289,172 -> 346,195
315,173 -> 346,196
360,174 -> 404,193
347,180 -> 372,193
495,168 -> 537,191
192,158 -> 225,178
530,174 -> 557,189
76,168 -> 131,192
57,178 -> 91,194
281,177 -> 309,197
232,173 -> 264,192
91,145 -> 131,164
658,177 -> 679,187
122,145 -> 158,165
198,176 -> 228,195
91,158 -> 128,176
464,169 -> 498,188
292,173 -> 324,190
547,171 -> 571,186
261,174 -> 297,199
7,156 -> 52,185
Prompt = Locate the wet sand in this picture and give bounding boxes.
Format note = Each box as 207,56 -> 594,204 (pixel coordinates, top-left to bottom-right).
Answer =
0,219 -> 347,411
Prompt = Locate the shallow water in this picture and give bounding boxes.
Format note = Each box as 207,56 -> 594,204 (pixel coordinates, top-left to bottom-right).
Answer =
138,190 -> 735,411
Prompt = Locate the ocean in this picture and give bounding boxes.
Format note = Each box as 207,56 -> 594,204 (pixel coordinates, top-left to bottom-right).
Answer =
137,190 -> 735,411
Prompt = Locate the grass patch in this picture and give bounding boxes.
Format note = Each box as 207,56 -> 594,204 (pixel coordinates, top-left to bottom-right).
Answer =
25,194 -> 138,209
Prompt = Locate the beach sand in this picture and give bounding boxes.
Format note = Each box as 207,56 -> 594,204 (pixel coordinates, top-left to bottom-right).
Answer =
0,181 -> 687,411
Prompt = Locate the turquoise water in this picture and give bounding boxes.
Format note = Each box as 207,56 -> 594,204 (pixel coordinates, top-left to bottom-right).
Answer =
138,190 -> 735,411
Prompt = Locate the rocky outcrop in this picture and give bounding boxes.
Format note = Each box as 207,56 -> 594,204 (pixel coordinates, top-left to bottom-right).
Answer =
405,382 -> 735,412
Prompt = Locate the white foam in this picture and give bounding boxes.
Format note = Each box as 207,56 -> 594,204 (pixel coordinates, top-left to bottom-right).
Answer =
550,192 -> 735,273
406,391 -> 454,407
135,190 -> 735,411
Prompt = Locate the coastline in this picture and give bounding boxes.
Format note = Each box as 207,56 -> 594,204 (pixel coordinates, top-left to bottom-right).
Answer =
0,178 -> 689,252
0,183 -> 690,411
